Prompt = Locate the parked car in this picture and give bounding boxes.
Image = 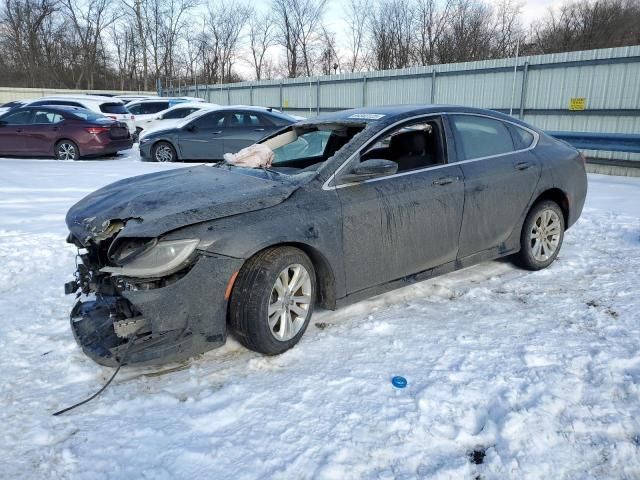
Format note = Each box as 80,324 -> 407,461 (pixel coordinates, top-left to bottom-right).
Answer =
125,97 -> 202,131
136,102 -> 217,133
0,105 -> 133,160
115,95 -> 159,105
0,99 -> 37,116
65,105 -> 587,367
23,95 -> 136,137
138,106 -> 298,162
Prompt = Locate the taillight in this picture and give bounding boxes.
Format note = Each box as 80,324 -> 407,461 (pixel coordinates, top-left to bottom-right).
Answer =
86,126 -> 110,135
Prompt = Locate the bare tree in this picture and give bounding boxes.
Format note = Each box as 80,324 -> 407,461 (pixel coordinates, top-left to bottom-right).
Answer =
247,10 -> 276,80
414,0 -> 453,65
344,0 -> 368,72
367,0 -> 414,70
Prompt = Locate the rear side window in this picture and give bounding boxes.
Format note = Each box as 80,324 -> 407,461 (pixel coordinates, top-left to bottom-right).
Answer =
141,102 -> 170,114
100,103 -> 128,114
69,110 -> 104,121
1,109 -> 31,124
32,110 -> 64,124
269,114 -> 295,127
163,107 -> 198,119
509,124 -> 535,149
225,112 -> 269,127
450,115 -> 515,161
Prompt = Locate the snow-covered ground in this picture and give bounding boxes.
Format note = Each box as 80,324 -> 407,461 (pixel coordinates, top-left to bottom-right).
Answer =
0,149 -> 639,479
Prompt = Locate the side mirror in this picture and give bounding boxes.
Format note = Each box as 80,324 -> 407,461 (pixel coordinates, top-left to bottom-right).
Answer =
340,159 -> 398,183
184,123 -> 197,132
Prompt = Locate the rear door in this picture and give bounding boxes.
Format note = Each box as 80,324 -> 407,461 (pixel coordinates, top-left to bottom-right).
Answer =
0,109 -> 33,154
23,109 -> 66,155
178,111 -> 226,160
220,112 -> 276,155
448,113 -> 541,258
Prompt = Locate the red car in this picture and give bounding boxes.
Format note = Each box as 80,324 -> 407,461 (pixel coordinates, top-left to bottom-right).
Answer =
0,105 -> 133,160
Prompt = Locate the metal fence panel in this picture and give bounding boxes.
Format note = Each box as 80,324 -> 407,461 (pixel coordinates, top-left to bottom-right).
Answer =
167,45 -> 640,162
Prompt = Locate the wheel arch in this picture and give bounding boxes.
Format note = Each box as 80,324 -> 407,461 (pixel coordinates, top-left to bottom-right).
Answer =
151,139 -> 179,161
239,241 -> 337,310
531,188 -> 570,229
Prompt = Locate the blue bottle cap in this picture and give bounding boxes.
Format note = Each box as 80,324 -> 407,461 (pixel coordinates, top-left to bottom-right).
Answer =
392,376 -> 407,388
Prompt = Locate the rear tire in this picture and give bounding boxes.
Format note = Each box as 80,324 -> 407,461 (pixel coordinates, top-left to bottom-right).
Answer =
516,200 -> 565,270
152,141 -> 177,162
55,140 -> 80,160
229,247 -> 316,355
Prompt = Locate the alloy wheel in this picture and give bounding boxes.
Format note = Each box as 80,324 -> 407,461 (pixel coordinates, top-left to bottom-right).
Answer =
267,264 -> 312,341
155,144 -> 174,162
57,143 -> 76,160
529,208 -> 561,262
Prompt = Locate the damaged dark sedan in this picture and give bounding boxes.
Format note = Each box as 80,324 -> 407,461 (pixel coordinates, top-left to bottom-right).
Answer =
65,105 -> 587,367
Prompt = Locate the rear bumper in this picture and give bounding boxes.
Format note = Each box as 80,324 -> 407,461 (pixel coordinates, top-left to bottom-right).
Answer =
70,253 -> 243,367
81,137 -> 134,157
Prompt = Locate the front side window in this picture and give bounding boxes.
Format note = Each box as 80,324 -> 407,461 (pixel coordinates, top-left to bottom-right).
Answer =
32,110 -> 64,124
450,115 -> 515,160
358,117 -> 446,172
191,112 -> 225,129
1,110 -> 31,124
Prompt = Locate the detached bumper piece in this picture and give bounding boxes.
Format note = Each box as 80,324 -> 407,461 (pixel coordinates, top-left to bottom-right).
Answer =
69,254 -> 243,367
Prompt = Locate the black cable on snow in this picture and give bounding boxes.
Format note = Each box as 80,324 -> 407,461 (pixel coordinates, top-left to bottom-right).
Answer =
52,331 -> 141,416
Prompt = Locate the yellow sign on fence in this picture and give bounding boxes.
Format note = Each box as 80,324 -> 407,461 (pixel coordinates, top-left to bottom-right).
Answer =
569,97 -> 586,111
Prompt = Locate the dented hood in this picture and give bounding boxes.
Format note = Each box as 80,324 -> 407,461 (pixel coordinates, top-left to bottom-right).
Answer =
66,165 -> 298,243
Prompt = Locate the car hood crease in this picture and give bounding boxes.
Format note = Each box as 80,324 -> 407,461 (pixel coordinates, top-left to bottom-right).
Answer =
66,165 -> 298,242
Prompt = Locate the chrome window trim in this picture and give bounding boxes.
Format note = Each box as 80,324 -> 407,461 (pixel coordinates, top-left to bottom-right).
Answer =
322,111 -> 539,191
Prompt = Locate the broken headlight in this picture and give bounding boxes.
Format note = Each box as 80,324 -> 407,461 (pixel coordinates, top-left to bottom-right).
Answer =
101,238 -> 199,278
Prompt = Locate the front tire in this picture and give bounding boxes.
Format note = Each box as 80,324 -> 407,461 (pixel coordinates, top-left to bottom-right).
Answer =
229,247 -> 316,355
152,141 -> 177,162
55,140 -> 80,160
516,200 -> 565,270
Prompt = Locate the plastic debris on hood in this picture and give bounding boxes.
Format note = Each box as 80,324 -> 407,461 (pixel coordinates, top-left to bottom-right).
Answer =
223,144 -> 274,168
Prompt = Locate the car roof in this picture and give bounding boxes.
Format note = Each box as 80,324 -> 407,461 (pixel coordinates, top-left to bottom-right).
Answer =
164,102 -> 213,110
303,104 -> 534,129
36,95 -> 124,104
6,105 -> 97,115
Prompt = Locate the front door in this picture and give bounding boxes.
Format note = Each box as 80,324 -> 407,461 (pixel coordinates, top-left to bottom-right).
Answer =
0,109 -> 33,155
178,111 -> 226,160
448,114 -> 542,258
335,116 -> 465,294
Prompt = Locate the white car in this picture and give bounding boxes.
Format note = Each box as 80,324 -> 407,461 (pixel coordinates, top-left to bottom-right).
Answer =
26,95 -> 136,136
115,94 -> 159,105
126,97 -> 208,131
136,102 -> 218,133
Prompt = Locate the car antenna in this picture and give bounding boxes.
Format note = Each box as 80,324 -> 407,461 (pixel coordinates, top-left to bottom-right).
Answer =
52,327 -> 142,416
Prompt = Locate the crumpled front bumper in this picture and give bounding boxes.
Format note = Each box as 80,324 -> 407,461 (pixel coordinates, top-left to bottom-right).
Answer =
70,253 -> 243,367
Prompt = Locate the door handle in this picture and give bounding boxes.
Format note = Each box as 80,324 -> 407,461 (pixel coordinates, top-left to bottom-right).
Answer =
433,176 -> 456,186
52,127 -> 59,132
15,129 -> 23,133
254,128 -> 265,131
212,131 -> 222,135
515,161 -> 531,170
